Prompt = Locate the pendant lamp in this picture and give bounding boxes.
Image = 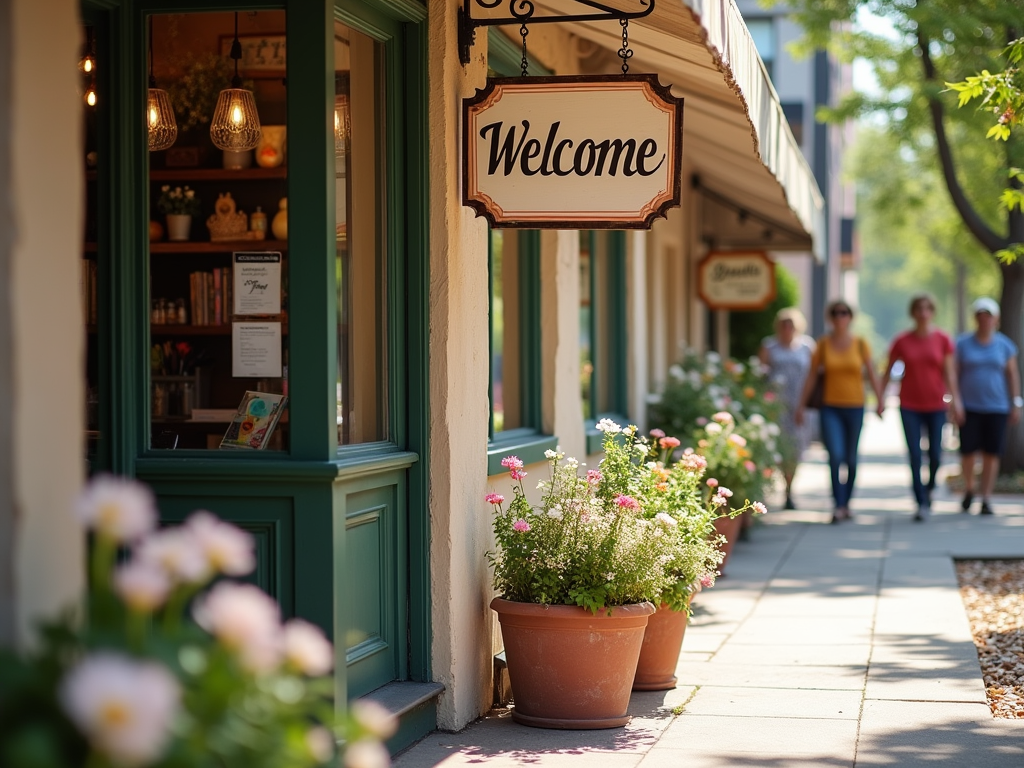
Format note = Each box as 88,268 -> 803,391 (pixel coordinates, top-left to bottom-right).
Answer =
147,17 -> 177,151
83,26 -> 97,107
210,12 -> 261,151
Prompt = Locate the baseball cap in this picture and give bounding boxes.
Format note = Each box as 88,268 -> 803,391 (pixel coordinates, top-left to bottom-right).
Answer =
972,297 -> 1000,317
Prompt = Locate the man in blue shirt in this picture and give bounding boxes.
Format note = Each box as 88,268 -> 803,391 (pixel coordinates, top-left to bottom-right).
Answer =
955,297 -> 1023,515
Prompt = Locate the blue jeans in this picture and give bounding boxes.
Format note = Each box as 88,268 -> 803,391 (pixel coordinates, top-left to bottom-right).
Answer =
899,408 -> 946,507
820,406 -> 865,509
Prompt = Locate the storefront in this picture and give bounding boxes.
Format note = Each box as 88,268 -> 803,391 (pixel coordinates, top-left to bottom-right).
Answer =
2,0 -> 821,752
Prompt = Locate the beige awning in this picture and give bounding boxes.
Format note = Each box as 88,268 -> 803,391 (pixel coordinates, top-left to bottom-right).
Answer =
535,0 -> 825,259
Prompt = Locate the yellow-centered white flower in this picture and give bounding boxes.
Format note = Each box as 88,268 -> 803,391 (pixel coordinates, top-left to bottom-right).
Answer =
137,528 -> 211,585
193,582 -> 282,673
113,560 -> 172,612
185,511 -> 255,576
283,618 -> 334,676
75,476 -> 157,543
59,653 -> 180,767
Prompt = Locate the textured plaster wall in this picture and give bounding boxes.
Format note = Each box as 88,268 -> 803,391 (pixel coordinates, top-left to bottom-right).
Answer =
427,0 -> 493,730
4,0 -> 85,646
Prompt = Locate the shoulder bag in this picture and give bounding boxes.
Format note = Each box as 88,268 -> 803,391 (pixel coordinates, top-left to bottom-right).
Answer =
804,338 -> 826,410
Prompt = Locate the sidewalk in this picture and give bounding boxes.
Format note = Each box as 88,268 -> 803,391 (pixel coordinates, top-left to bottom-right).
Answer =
396,411 -> 1024,767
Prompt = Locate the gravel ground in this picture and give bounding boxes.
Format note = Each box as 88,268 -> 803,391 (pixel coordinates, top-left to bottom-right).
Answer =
956,559 -> 1024,718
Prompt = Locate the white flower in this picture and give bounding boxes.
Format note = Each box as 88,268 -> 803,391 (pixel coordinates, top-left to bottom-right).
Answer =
75,476 -> 157,543
186,511 -> 255,576
634,444 -> 649,456
350,700 -> 398,739
566,457 -> 580,469
706,351 -> 721,363
624,424 -> 638,435
669,364 -> 685,380
114,560 -> 171,613
344,739 -> 391,768
306,727 -> 336,763
547,505 -> 564,520
773,452 -> 783,463
749,413 -> 766,426
733,362 -> 746,374
59,653 -> 180,767
767,423 -> 781,437
752,502 -> 768,515
193,582 -> 282,674
748,355 -> 761,369
283,619 -> 334,676
544,449 -> 558,460
655,512 -> 678,528
718,487 -> 734,498
596,418 -> 621,434
705,422 -> 723,436
137,528 -> 210,585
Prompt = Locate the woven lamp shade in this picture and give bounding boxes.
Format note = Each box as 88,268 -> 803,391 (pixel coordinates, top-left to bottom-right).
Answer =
210,88 -> 262,151
147,88 -> 177,151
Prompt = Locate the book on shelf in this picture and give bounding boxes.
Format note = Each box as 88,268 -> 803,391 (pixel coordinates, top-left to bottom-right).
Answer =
81,259 -> 98,325
188,268 -> 233,326
190,408 -> 238,422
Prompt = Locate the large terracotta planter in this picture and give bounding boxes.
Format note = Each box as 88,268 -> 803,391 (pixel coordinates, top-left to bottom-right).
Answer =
633,602 -> 690,691
713,514 -> 742,572
491,597 -> 654,729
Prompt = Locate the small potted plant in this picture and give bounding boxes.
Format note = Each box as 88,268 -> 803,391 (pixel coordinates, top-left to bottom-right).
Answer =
631,432 -> 763,690
157,185 -> 201,241
0,476 -> 396,768
486,421 -> 667,729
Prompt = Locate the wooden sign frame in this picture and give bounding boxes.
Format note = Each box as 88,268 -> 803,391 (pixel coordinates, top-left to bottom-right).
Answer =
697,251 -> 777,311
462,74 -> 683,229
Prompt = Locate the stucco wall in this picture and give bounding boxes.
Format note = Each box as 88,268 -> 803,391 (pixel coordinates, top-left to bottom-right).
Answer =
2,0 -> 85,647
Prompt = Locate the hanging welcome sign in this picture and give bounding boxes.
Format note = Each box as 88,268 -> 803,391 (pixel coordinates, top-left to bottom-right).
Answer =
698,251 -> 777,311
462,74 -> 683,229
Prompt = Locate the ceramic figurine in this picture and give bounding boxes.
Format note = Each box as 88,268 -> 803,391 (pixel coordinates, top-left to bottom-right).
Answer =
272,197 -> 288,240
256,126 -> 287,169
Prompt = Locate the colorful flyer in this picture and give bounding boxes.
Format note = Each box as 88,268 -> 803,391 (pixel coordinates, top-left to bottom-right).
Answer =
220,391 -> 287,450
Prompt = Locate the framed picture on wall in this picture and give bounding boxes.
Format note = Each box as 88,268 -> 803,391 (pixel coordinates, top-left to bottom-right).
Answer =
219,34 -> 286,78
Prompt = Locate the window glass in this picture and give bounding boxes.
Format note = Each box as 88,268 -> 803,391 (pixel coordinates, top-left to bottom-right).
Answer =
335,21 -> 387,445
582,231 -> 627,424
147,10 -> 289,451
489,230 -> 523,435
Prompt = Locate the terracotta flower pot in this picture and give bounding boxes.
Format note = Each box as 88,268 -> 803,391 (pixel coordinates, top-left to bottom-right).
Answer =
713,514 -> 742,572
633,602 -> 690,691
491,597 -> 654,729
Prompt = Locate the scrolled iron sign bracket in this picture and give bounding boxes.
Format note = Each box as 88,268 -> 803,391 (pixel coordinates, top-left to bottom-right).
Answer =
458,0 -> 655,66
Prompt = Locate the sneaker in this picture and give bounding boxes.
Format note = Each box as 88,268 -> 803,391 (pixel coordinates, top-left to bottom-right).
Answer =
980,501 -> 994,516
961,493 -> 974,513
914,505 -> 930,523
913,511 -> 925,522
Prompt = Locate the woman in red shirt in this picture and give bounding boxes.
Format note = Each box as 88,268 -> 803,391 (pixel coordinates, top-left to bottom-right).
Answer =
880,293 -> 963,520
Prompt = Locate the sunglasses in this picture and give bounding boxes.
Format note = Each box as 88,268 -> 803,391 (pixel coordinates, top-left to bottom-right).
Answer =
831,308 -> 852,317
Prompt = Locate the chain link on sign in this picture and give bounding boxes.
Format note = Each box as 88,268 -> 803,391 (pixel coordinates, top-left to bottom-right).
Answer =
618,18 -> 633,75
520,22 -> 529,77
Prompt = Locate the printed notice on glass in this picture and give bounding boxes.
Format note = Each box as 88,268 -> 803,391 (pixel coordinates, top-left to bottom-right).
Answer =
232,322 -> 282,377
233,252 -> 282,316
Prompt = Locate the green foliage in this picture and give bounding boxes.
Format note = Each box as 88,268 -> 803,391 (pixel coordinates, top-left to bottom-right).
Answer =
728,265 -> 800,361
946,40 -> 1024,140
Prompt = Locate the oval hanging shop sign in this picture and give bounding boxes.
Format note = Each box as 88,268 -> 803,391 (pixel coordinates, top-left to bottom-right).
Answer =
463,74 -> 683,229
698,251 -> 777,311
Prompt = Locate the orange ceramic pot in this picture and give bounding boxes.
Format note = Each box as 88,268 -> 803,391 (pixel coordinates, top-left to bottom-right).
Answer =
633,602 -> 690,691
713,514 -> 742,572
491,597 -> 654,729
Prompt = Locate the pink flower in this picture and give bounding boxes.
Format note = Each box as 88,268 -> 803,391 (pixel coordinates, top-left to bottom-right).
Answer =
699,573 -> 714,588
706,478 -> 719,488
752,501 -> 768,515
727,434 -> 747,448
711,411 -> 733,424
500,455 -> 524,470
659,436 -> 681,450
764,392 -> 777,403
512,518 -> 531,532
744,460 -> 757,472
649,428 -> 666,439
763,467 -> 774,478
679,453 -> 708,472
718,487 -> 734,498
485,493 -> 505,505
615,494 -> 640,511
695,417 -> 708,426
711,494 -> 728,507
510,469 -> 527,481
586,470 -> 602,485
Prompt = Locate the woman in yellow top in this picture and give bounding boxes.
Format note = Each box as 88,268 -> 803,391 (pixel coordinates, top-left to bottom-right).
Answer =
796,300 -> 885,523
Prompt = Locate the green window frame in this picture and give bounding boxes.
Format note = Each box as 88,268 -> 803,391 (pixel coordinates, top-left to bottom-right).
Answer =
583,230 -> 629,454
485,28 -> 555,475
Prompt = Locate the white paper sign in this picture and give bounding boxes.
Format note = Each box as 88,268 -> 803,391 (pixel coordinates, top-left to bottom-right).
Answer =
232,322 -> 282,377
233,252 -> 282,316
463,74 -> 683,229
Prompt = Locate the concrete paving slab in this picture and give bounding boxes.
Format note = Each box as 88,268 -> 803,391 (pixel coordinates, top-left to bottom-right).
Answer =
865,659 -> 987,703
657,713 -> 859,755
727,617 -> 874,645
673,662 -> 866,690
710,642 -> 873,666
637,747 -> 854,768
751,594 -> 877,618
681,685 -> 862,719
855,700 -> 1023,767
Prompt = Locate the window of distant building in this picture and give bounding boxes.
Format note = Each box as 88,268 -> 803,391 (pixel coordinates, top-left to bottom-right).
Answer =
746,18 -> 775,81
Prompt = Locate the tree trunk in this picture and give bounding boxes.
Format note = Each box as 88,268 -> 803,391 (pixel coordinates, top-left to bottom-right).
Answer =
955,260 -> 967,335
1000,257 -> 1024,473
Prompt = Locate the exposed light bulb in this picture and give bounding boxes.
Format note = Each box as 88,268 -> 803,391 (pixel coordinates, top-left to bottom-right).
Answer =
86,89 -> 97,107
231,102 -> 244,126
146,88 -> 177,151
81,56 -> 95,73
210,88 -> 261,151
